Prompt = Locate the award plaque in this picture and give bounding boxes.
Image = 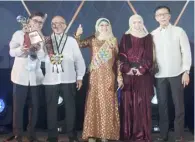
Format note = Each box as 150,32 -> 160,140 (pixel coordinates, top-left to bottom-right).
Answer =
28,31 -> 43,45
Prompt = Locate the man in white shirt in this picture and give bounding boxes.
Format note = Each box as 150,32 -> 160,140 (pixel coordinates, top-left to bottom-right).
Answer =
9,12 -> 45,142
43,16 -> 86,142
151,6 -> 192,142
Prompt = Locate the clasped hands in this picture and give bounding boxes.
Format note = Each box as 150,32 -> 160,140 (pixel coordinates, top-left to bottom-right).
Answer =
126,67 -> 142,76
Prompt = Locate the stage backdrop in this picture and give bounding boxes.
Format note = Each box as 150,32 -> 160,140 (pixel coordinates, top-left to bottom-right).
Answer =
0,1 -> 194,68
0,1 -> 194,132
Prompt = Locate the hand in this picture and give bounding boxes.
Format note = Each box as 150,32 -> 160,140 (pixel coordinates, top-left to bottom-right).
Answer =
45,36 -> 50,42
76,24 -> 83,36
117,80 -> 124,90
126,68 -> 135,75
133,68 -> 142,76
21,46 -> 29,53
30,43 -> 41,51
182,72 -> 190,87
76,80 -> 83,90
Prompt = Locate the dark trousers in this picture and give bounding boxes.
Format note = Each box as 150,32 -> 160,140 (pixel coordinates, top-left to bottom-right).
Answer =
156,74 -> 184,139
13,83 -> 39,137
45,83 -> 76,138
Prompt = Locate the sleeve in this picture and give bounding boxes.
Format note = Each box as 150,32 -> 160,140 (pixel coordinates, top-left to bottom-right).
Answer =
74,34 -> 94,48
117,60 -> 123,82
119,34 -> 131,73
72,38 -> 86,80
113,40 -> 123,82
9,31 -> 27,57
138,34 -> 153,74
179,28 -> 192,71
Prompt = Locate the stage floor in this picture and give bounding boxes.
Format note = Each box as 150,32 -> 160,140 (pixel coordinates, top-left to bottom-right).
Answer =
0,131 -> 194,142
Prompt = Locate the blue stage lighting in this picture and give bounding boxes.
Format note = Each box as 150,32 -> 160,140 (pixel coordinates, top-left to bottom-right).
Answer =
0,98 -> 6,113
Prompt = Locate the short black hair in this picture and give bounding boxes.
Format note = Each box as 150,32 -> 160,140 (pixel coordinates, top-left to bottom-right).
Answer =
154,6 -> 171,14
29,11 -> 45,19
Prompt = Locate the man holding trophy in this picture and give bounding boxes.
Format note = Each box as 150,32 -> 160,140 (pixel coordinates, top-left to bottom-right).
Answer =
9,12 -> 46,142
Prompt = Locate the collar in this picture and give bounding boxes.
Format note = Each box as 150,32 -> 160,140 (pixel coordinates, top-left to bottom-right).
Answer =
52,32 -> 64,38
159,23 -> 172,31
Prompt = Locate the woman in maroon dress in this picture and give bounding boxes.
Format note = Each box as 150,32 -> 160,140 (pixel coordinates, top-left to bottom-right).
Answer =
119,14 -> 154,142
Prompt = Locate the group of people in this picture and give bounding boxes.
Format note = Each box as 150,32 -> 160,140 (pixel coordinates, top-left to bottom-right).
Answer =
8,5 -> 191,142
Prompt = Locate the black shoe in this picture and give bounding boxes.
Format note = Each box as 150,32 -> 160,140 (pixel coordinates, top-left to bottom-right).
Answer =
27,136 -> 41,142
175,137 -> 184,142
154,137 -> 168,142
46,137 -> 58,142
69,136 -> 79,142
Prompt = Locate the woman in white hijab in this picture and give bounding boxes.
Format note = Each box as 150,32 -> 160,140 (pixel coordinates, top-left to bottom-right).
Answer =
119,14 -> 154,142
75,18 -> 123,142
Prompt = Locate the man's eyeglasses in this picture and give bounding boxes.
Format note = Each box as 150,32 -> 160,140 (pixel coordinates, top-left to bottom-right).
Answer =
32,19 -> 44,25
155,13 -> 170,17
51,22 -> 65,28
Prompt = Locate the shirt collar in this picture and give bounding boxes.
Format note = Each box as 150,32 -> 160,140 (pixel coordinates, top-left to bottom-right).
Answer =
159,23 -> 172,31
52,32 -> 63,38
56,33 -> 63,38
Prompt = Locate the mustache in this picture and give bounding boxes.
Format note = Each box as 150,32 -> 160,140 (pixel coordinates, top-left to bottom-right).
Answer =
52,25 -> 57,29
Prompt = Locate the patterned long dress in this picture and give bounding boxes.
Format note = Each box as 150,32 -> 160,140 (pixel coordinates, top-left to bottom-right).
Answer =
75,35 -> 122,140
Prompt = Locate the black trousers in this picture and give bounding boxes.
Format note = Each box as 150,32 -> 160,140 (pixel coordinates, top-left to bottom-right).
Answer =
13,83 -> 39,137
45,83 -> 76,138
156,74 -> 184,139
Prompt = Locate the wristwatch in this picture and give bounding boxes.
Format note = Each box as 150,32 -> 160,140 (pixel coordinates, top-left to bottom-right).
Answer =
185,70 -> 190,74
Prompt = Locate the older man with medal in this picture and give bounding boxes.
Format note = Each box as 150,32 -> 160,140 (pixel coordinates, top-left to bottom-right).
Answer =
9,12 -> 46,142
43,16 -> 86,142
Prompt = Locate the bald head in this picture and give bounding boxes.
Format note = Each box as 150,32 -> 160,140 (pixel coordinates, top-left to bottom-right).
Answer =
51,16 -> 67,34
52,16 -> 66,24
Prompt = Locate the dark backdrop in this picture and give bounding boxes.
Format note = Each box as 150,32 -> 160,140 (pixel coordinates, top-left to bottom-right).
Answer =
0,1 -> 194,133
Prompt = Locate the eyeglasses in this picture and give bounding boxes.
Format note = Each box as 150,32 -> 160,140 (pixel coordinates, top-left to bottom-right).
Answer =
155,13 -> 170,17
32,19 -> 44,25
51,22 -> 65,28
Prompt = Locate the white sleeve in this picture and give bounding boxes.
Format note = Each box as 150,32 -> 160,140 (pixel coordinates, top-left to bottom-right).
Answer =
9,31 -> 27,57
179,28 -> 192,71
72,38 -> 86,80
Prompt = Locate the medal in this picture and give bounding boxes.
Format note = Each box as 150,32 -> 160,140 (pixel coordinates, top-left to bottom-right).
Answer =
49,32 -> 68,73
50,54 -> 64,65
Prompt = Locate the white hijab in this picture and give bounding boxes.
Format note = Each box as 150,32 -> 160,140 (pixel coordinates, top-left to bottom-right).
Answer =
95,18 -> 114,40
125,14 -> 148,38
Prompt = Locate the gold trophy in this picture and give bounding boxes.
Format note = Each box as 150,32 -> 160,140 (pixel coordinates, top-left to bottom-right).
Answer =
17,15 -> 45,60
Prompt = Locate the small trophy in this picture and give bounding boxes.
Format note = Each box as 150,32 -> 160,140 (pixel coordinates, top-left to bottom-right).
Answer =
16,15 -> 44,60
